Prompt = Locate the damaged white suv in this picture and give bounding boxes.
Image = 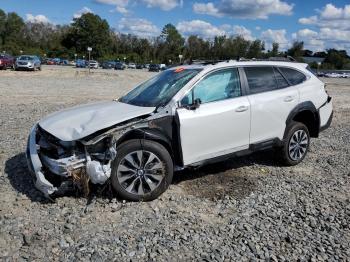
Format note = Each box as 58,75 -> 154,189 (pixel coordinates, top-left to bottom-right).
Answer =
26,60 -> 333,201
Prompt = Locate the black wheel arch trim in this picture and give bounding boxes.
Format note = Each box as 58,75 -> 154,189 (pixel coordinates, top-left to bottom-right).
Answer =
115,127 -> 175,163
284,101 -> 320,139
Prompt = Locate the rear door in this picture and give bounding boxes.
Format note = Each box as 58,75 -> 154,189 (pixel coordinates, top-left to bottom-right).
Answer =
176,67 -> 251,165
243,66 -> 299,144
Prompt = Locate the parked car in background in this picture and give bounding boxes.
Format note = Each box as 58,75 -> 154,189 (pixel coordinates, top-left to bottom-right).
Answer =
0,54 -> 15,70
136,64 -> 143,69
128,63 -> 136,69
340,73 -> 350,78
88,60 -> 99,69
101,61 -> 116,69
52,58 -> 61,65
144,64 -> 150,69
159,64 -> 167,70
76,59 -> 87,68
60,59 -> 69,66
325,72 -> 341,78
46,59 -> 55,65
149,64 -> 160,72
15,55 -> 41,71
115,62 -> 126,70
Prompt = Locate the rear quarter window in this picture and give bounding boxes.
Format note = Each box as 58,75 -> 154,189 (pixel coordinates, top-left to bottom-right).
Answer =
279,67 -> 307,85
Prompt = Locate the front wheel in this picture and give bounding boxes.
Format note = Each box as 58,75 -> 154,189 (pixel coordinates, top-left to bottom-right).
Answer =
279,121 -> 310,166
111,139 -> 173,201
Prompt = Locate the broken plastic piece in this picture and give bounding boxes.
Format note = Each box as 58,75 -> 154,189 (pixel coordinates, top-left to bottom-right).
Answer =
86,156 -> 111,184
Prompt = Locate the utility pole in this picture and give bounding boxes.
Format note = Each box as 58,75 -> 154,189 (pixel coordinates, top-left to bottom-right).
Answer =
87,47 -> 92,74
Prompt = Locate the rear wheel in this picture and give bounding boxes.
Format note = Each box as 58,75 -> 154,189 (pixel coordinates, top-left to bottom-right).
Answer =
111,139 -> 173,201
279,121 -> 310,166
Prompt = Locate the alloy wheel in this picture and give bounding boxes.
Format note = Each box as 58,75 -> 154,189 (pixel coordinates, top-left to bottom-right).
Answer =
288,129 -> 309,161
116,150 -> 165,195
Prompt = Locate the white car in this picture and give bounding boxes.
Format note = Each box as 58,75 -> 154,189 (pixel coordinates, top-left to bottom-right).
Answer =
325,72 -> 341,78
88,60 -> 99,69
15,55 -> 41,71
128,63 -> 136,69
26,60 -> 333,201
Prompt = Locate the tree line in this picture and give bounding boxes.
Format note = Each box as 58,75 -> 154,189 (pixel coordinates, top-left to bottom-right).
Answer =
0,9 -> 349,69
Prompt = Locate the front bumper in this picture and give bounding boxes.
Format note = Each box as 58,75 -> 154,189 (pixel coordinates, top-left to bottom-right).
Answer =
26,124 -> 113,197
26,124 -> 57,196
16,64 -> 34,69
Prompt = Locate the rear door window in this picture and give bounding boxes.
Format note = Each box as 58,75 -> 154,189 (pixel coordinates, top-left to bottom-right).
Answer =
279,67 -> 306,85
244,67 -> 278,94
273,67 -> 289,88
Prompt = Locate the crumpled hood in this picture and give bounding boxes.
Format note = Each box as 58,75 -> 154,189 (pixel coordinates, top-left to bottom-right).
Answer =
39,101 -> 155,141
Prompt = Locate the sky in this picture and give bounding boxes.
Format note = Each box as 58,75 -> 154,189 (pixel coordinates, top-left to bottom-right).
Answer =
1,0 -> 350,53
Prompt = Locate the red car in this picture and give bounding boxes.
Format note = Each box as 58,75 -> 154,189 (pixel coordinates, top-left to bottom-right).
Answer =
0,54 -> 15,70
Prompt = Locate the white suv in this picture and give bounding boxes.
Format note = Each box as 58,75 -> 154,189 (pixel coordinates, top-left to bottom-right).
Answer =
26,60 -> 333,201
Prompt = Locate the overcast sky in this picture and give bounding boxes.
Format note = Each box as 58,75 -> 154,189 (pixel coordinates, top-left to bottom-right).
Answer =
1,0 -> 350,52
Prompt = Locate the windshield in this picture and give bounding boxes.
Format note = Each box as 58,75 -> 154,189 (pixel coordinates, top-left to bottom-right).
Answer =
120,68 -> 201,107
19,56 -> 34,61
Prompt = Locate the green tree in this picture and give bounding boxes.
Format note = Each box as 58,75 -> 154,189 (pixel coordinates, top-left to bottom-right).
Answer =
185,35 -> 210,60
221,36 -> 250,59
62,13 -> 112,59
287,41 -> 304,61
2,12 -> 25,54
247,39 -> 264,58
271,42 -> 279,57
160,23 -> 184,63
0,9 -> 6,46
324,49 -> 349,70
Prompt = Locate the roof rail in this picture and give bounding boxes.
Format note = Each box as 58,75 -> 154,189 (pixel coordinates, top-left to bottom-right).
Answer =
238,56 -> 297,62
187,59 -> 232,65
184,56 -> 297,65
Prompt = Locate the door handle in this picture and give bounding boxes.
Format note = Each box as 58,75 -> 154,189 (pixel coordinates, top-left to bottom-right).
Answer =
284,96 -> 294,102
235,105 -> 249,112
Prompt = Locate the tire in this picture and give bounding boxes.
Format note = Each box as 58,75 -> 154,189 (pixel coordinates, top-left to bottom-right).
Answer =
38,66 -> 42,71
279,121 -> 310,166
111,139 -> 173,201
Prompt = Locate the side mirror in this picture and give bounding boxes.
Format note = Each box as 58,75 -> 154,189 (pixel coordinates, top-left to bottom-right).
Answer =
188,98 -> 201,110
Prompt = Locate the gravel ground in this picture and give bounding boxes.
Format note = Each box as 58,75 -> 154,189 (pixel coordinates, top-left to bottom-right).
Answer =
0,66 -> 349,261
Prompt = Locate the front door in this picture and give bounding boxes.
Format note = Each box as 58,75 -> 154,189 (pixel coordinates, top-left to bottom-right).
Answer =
176,68 -> 251,166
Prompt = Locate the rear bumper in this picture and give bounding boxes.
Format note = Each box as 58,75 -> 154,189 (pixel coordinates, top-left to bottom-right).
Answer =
319,96 -> 333,132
